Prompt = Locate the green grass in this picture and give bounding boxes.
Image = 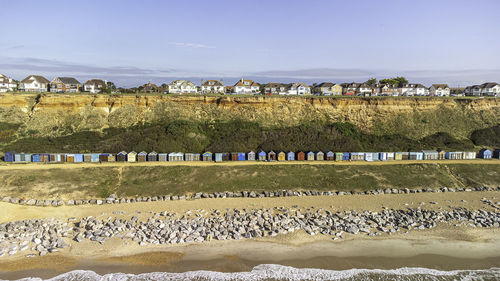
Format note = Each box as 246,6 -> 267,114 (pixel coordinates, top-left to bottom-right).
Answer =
0,163 -> 498,199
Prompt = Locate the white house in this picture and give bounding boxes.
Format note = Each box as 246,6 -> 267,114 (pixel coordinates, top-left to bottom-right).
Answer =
466,82 -> 500,96
262,82 -> 288,95
19,75 -> 50,92
201,80 -> 224,94
288,83 -> 311,95
429,84 -> 450,96
167,80 -> 198,94
84,79 -> 107,93
233,79 -> 260,94
0,74 -> 17,92
401,84 -> 429,96
357,83 -> 373,96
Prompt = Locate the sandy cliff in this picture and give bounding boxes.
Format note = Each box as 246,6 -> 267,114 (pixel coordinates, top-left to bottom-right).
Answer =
0,93 -> 499,139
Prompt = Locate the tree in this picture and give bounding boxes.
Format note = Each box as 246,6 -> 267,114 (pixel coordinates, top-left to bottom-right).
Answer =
394,77 -> 408,87
365,78 -> 377,86
379,77 -> 408,87
106,81 -> 116,90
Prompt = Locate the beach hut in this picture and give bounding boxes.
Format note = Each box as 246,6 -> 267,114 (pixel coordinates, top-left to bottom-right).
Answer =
409,152 -> 423,160
137,151 -> 148,162
148,151 -> 158,161
422,150 -> 439,160
14,153 -> 22,162
494,149 -> 500,159
3,152 -> 15,162
31,154 -> 41,162
462,151 -> 476,160
99,154 -> 109,162
445,151 -> 463,160
169,152 -> 184,161
297,151 -> 305,161
58,154 -> 66,162
40,154 -> 50,163
306,151 -> 315,161
193,153 -> 200,161
437,150 -> 446,160
74,154 -> 84,162
268,151 -> 276,161
386,152 -> 394,161
91,153 -> 100,163
185,153 -> 196,161
49,154 -> 57,162
334,152 -> 343,161
247,151 -> 256,161
127,151 -> 137,162
277,151 -> 286,161
66,154 -> 75,163
350,152 -> 364,161
107,154 -> 116,162
401,152 -> 410,160
326,151 -> 334,161
478,149 -> 492,159
342,153 -> 350,161
230,153 -> 239,161
202,152 -> 213,161
287,151 -> 295,161
394,152 -> 403,161
116,151 -> 127,162
364,152 -> 374,161
258,151 -> 267,161
215,153 -> 223,162
316,151 -> 324,161
222,153 -> 230,161
238,152 -> 246,161
379,152 -> 387,161
158,153 -> 168,161
83,154 -> 91,162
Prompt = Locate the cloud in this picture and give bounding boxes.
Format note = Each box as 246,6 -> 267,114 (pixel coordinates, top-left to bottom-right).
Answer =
252,68 -> 374,79
170,42 -> 216,49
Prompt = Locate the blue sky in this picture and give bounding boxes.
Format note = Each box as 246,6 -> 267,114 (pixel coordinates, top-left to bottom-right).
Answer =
1,0 -> 499,87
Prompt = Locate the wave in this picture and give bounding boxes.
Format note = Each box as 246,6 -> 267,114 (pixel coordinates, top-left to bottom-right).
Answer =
9,265 -> 500,281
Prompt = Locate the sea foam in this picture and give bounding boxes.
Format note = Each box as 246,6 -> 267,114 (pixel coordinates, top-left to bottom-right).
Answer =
7,264 -> 500,281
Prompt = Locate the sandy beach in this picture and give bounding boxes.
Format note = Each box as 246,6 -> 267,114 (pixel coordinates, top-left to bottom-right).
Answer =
0,191 -> 499,279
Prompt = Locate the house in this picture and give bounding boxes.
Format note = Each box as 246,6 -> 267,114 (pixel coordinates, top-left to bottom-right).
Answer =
478,149 -> 492,159
465,82 -> 500,96
0,74 -> 17,92
201,80 -> 224,94
215,153 -> 223,162
316,151 -> 324,161
84,79 -> 106,93
158,153 -> 168,161
287,83 -> 311,95
4,151 -> 15,162
326,151 -> 334,161
422,150 -> 439,160
137,151 -> 148,162
247,151 -> 256,161
233,79 -> 260,94
287,151 -> 295,161
116,151 -> 127,161
167,80 -> 198,94
202,152 -> 213,161
297,151 -> 305,161
142,82 -> 159,93
462,151 -> 476,160
306,151 -> 315,161
429,84 -> 450,96
268,151 -> 276,161
401,84 -> 429,96
277,151 -> 286,161
19,75 -> 50,92
315,83 -> 342,96
50,77 -> 82,93
262,83 -> 288,95
127,151 -> 137,162
378,84 -> 400,96
258,151 -> 266,161
148,151 -> 158,161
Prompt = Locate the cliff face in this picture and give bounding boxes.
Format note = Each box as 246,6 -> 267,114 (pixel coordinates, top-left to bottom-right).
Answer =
0,93 -> 499,139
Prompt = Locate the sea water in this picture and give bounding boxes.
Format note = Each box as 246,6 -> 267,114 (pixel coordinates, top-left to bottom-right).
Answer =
7,265 -> 500,281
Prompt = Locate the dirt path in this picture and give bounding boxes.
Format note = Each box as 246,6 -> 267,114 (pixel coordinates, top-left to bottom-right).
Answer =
0,159 -> 498,171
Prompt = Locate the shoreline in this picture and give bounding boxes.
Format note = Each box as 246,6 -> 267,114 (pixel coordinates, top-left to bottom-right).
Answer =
0,228 -> 499,280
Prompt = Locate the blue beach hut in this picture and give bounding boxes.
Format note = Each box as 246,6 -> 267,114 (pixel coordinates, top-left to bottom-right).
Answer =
287,151 -> 295,161
4,151 -> 15,162
238,152 -> 246,161
31,154 -> 41,162
258,151 -> 266,161
478,149 -> 492,159
74,154 -> 84,162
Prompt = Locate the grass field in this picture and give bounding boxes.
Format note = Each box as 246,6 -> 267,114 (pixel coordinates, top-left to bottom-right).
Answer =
0,162 -> 498,199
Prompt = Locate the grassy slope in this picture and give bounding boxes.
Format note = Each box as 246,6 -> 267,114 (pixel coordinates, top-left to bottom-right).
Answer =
0,163 -> 498,199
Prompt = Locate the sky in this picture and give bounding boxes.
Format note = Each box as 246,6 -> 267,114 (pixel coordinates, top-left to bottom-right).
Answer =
1,0 -> 499,87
